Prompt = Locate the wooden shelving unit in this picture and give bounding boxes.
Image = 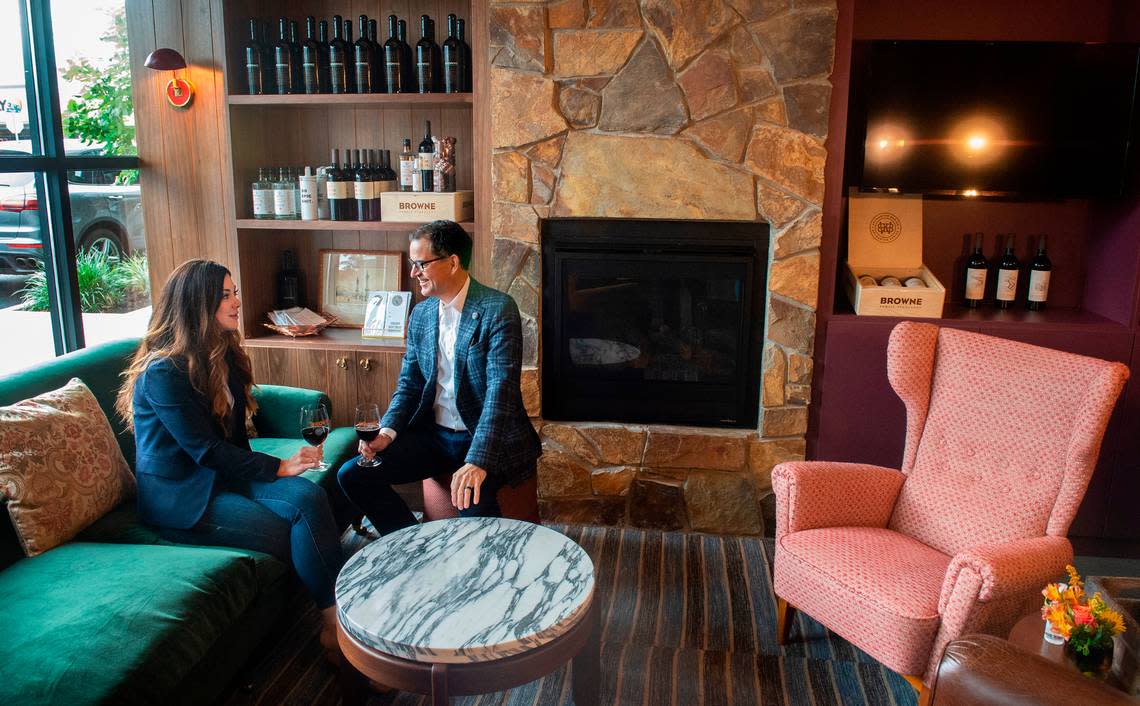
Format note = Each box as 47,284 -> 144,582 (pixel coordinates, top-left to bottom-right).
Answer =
235,218 -> 475,232
244,327 -> 407,351
216,0 -> 486,425
228,93 -> 472,108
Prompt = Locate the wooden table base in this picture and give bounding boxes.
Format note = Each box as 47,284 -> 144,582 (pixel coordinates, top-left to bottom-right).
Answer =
338,597 -> 600,706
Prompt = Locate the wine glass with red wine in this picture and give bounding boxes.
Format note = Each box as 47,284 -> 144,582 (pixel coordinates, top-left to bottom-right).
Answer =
354,403 -> 382,467
300,404 -> 331,471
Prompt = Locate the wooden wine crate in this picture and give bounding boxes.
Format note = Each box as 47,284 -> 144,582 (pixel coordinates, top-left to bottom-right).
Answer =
845,191 -> 945,318
379,190 -> 474,222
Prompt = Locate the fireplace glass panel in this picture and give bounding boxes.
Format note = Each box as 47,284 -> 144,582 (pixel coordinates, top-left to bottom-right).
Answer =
542,219 -> 767,428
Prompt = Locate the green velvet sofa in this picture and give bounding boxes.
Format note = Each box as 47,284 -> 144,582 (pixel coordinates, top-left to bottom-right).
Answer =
0,338 -> 359,705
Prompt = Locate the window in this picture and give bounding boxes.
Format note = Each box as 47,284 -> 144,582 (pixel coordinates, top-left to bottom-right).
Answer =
0,0 -> 146,375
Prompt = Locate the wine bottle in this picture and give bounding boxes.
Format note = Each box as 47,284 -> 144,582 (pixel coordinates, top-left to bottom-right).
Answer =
398,19 -> 414,91
442,14 -> 462,94
415,15 -> 438,93
260,20 -> 277,93
963,232 -> 987,309
317,20 -> 331,91
1027,234 -> 1052,311
328,15 -> 349,94
379,149 -> 398,191
343,148 -> 358,219
382,15 -> 405,93
273,167 -> 297,220
288,19 -> 303,93
354,15 -> 373,94
353,149 -> 371,222
399,138 -> 415,192
301,17 -> 324,94
252,168 -> 274,219
457,18 -> 472,92
243,19 -> 263,95
327,148 -> 350,221
368,18 -> 385,94
995,234 -> 1020,310
273,18 -> 293,95
418,121 -> 435,191
278,249 -> 303,309
343,19 -> 357,93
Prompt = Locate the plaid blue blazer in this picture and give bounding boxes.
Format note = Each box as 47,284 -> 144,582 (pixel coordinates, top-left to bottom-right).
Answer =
381,277 -> 541,484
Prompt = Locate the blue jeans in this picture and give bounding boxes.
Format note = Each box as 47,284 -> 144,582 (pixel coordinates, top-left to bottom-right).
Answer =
337,424 -> 503,536
157,476 -> 345,608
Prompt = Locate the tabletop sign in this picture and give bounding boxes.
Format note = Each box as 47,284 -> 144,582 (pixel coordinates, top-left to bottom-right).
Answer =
362,290 -> 411,339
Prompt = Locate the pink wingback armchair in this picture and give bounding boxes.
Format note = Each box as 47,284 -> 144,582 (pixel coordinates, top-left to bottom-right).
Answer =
772,322 -> 1128,700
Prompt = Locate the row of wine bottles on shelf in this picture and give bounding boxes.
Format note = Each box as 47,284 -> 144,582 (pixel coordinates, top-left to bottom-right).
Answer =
964,233 -> 1052,310
251,121 -> 457,222
242,13 -> 472,96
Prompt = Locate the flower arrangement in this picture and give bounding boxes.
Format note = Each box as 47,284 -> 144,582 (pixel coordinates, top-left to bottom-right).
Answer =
1042,565 -> 1126,676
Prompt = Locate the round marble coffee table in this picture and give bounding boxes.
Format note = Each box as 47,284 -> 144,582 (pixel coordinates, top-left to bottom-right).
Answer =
336,517 -> 598,706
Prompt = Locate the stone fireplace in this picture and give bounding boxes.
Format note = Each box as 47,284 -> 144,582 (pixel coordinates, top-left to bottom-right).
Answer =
489,0 -> 836,533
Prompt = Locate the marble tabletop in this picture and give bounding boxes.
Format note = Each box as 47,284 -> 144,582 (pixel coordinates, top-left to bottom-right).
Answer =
336,517 -> 596,664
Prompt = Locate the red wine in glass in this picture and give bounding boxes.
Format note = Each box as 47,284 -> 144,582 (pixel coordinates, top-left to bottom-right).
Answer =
355,403 -> 382,467
302,425 -> 330,445
300,404 -> 331,471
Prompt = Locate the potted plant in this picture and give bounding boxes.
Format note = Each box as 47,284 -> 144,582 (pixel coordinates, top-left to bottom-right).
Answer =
1042,565 -> 1127,678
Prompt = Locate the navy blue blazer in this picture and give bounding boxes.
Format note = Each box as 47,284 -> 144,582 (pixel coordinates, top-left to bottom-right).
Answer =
381,277 -> 541,484
133,356 -> 279,530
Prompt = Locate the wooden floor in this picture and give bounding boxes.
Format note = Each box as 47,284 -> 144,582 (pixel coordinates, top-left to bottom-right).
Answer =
219,525 -> 917,706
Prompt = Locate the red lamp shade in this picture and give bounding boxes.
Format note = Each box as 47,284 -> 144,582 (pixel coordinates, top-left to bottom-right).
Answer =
143,48 -> 187,71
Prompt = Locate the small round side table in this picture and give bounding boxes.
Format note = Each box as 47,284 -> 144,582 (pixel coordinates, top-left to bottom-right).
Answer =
335,517 -> 599,706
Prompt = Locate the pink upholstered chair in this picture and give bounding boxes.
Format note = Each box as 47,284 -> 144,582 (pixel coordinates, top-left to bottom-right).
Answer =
772,322 -> 1128,702
421,475 -> 540,523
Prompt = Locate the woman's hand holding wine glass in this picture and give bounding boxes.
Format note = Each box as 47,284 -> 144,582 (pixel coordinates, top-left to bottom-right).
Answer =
300,404 -> 332,472
278,445 -> 323,477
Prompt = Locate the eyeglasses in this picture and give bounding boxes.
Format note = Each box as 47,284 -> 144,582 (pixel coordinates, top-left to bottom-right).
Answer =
408,256 -> 448,272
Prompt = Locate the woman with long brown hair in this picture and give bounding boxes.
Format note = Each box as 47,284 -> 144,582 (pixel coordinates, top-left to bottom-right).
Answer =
117,259 -> 344,653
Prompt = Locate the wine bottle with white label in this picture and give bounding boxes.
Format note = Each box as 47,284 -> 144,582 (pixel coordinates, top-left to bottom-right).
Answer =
243,19 -> 263,95
252,168 -> 274,219
964,232 -> 987,309
1027,234 -> 1052,311
418,121 -> 435,192
995,234 -> 1020,310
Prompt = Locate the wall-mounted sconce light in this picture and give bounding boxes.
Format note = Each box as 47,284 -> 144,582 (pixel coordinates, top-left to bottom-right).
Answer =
144,48 -> 193,109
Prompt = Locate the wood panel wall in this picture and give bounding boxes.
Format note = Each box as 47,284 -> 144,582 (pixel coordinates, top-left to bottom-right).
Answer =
125,0 -> 236,291
127,0 -> 489,309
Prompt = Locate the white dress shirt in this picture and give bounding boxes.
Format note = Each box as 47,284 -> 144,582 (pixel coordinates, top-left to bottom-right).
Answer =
379,276 -> 470,441
433,276 -> 470,431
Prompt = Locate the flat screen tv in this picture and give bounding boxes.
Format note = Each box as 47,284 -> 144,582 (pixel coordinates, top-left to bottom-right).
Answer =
847,41 -> 1140,197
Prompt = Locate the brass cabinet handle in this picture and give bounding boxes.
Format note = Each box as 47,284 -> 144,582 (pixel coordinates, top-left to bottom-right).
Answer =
359,358 -> 372,372
336,357 -> 348,369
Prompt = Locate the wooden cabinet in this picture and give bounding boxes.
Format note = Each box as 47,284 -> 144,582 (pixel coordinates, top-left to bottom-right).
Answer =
246,332 -> 403,426
211,0 -> 488,418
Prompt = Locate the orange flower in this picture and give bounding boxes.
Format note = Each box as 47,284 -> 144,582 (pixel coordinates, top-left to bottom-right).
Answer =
1043,583 -> 1065,603
1073,605 -> 1096,627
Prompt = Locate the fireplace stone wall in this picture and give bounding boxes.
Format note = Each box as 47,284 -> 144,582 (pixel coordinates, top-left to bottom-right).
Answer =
489,0 -> 837,533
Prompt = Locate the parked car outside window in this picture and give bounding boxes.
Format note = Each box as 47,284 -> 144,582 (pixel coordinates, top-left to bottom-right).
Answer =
0,139 -> 144,275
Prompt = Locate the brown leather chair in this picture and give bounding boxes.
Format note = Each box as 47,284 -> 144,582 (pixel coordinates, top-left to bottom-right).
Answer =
928,634 -> 1137,705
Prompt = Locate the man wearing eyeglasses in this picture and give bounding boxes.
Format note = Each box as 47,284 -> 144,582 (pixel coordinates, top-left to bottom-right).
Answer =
337,220 -> 541,535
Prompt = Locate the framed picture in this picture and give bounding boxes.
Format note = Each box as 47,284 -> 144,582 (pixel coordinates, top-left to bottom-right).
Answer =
318,250 -> 403,327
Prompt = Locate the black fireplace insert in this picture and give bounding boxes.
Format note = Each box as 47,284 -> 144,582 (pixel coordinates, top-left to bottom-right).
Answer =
541,219 -> 769,428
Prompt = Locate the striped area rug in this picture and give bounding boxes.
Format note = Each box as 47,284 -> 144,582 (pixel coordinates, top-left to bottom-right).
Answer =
220,524 -> 918,706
